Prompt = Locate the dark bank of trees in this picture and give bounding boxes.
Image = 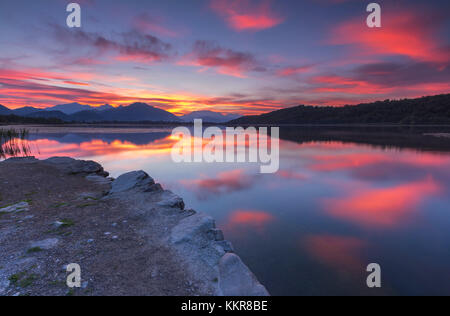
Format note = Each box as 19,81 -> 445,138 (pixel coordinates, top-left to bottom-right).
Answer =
231,94 -> 450,125
0,114 -> 64,125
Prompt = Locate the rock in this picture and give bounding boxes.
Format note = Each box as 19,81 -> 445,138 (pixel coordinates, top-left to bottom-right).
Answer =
30,238 -> 59,250
171,213 -> 216,247
85,175 -> 112,185
157,191 -> 185,210
52,221 -> 64,229
216,241 -> 234,253
218,253 -> 269,296
3,157 -> 38,164
109,171 -> 158,194
0,201 -> 29,213
44,157 -> 108,176
0,279 -> 10,295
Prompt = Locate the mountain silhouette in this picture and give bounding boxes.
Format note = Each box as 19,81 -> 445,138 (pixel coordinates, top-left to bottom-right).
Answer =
180,110 -> 241,123
46,103 -> 92,114
99,103 -> 180,122
0,104 -> 11,115
12,107 -> 42,116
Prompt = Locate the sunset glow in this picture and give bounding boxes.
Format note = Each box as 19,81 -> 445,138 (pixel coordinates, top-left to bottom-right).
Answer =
0,0 -> 448,114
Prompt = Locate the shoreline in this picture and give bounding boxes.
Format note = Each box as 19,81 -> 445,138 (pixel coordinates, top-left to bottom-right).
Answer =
0,156 -> 269,296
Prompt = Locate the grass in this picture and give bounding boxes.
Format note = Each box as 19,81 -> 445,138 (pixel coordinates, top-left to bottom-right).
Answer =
9,272 -> 26,285
19,274 -> 38,288
0,128 -> 31,159
9,270 -> 39,288
60,219 -> 75,227
52,202 -> 68,209
26,247 -> 43,254
24,191 -> 38,197
77,203 -> 96,208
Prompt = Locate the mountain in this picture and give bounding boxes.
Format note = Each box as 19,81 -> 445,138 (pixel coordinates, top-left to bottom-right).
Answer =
94,104 -> 114,111
47,103 -> 92,115
230,94 -> 450,125
180,110 -> 241,123
12,107 -> 43,116
69,110 -> 105,122
0,104 -> 11,115
101,103 -> 180,122
26,111 -> 72,121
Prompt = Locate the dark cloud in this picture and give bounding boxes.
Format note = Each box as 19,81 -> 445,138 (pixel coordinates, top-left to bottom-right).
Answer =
186,40 -> 265,77
49,24 -> 173,63
353,61 -> 450,87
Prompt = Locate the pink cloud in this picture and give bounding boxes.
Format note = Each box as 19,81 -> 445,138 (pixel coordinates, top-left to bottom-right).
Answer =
210,0 -> 284,32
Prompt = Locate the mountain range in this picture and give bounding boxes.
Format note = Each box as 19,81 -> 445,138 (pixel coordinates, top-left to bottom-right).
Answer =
0,103 -> 241,123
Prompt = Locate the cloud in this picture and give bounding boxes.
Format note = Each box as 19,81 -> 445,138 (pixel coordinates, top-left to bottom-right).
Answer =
210,0 -> 284,32
329,9 -> 448,63
276,65 -> 313,77
50,25 -> 173,64
353,61 -> 450,87
132,13 -> 179,38
180,40 -> 265,78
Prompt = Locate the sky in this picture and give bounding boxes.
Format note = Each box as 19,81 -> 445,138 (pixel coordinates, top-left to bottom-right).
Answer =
0,0 -> 449,115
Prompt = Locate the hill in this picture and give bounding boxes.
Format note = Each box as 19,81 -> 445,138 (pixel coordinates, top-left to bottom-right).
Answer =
27,110 -> 72,121
46,103 -> 92,114
230,94 -> 450,125
12,107 -> 43,116
180,110 -> 241,123
100,103 -> 180,122
0,104 -> 11,115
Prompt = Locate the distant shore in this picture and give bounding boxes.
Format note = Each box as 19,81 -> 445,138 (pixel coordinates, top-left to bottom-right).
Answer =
0,157 -> 268,296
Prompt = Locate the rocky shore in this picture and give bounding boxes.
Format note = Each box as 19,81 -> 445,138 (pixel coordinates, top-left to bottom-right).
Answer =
0,157 -> 269,296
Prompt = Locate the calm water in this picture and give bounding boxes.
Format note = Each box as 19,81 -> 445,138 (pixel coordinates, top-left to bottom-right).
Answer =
3,125 -> 450,295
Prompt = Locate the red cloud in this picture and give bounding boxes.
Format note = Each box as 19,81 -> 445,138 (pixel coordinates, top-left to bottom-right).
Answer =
311,75 -> 387,94
329,9 -> 448,63
276,65 -> 313,77
211,0 -> 284,32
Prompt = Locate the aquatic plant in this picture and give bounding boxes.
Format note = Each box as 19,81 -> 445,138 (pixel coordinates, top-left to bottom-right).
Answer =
0,128 -> 31,159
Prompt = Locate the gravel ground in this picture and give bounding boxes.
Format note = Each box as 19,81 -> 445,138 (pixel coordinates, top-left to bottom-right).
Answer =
0,159 -> 205,296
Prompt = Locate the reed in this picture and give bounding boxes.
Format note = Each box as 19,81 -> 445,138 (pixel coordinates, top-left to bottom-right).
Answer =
0,128 -> 31,159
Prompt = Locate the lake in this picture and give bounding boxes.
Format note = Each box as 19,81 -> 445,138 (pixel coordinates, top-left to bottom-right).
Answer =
3,125 -> 450,295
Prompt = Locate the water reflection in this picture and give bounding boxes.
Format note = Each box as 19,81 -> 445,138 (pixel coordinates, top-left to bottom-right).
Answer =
4,125 -> 450,295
